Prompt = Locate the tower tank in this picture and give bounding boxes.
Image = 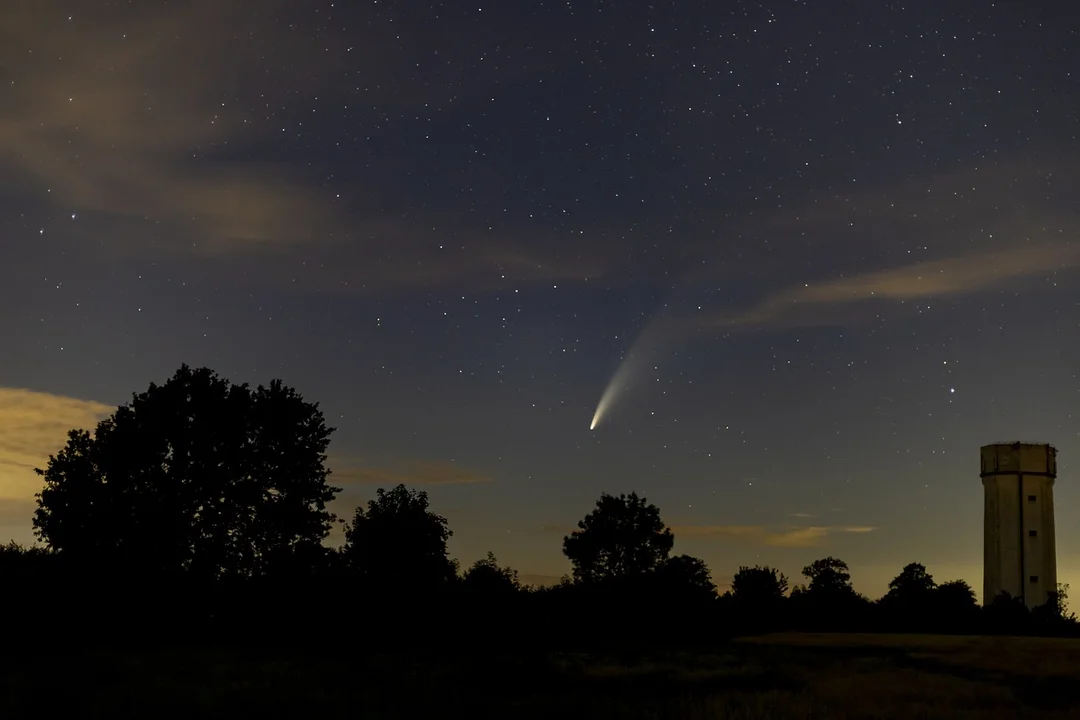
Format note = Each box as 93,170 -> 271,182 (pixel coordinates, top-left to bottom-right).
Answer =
981,442 -> 1057,608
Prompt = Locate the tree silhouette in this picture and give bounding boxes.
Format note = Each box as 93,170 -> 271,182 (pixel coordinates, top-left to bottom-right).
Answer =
727,565 -> 789,631
1054,583 -> 1076,622
462,551 -> 520,593
263,541 -> 343,582
562,491 -> 673,583
879,563 -> 938,630
929,578 -> 980,631
802,556 -> 854,595
984,591 -> 1030,633
793,556 -> 868,630
342,484 -> 457,593
1032,583 -> 1077,626
33,365 -> 338,579
882,562 -> 936,606
652,554 -> 716,601
935,579 -> 977,609
885,562 -> 936,598
731,565 -> 788,607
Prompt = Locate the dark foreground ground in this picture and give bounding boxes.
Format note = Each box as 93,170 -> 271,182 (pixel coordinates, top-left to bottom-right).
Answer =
5,633 -> 1080,718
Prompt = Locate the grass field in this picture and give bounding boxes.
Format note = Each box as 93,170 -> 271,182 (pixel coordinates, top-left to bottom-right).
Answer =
4,633 -> 1080,718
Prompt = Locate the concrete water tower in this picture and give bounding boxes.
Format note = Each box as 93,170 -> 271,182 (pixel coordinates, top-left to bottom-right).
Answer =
981,442 -> 1058,608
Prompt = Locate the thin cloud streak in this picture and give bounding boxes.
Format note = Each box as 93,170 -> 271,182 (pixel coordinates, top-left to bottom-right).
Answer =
672,524 -> 876,548
701,243 -> 1080,330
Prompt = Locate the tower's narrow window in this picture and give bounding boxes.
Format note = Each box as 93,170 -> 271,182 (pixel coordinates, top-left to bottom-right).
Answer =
1029,530 -> 1038,537
1030,576 -> 1039,583
1028,495 -> 1037,502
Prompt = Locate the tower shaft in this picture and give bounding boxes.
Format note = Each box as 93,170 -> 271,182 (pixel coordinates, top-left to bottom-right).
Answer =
981,443 -> 1057,609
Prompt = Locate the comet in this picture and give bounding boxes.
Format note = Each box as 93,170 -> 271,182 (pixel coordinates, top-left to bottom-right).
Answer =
589,301 -> 681,431
589,368 -> 628,430
589,333 -> 654,429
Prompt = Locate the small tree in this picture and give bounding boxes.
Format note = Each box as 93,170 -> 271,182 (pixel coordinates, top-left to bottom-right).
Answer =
652,554 -> 716,601
935,579 -> 978,610
885,562 -> 936,599
33,365 -> 339,579
802,557 -> 854,596
793,557 -> 867,630
728,565 -> 789,631
342,484 -> 457,593
462,551 -> 520,593
879,563 -> 938,630
562,491 -> 673,584
1032,583 -> 1076,626
932,579 -> 980,631
731,565 -> 789,605
1054,583 -> 1076,621
984,591 -> 1029,633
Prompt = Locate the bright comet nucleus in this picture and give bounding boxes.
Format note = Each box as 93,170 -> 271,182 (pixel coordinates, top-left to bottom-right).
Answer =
589,383 -> 618,430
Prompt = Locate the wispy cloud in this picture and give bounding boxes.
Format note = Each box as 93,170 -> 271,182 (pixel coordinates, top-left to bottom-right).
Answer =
0,388 -> 113,500
331,458 -> 494,488
0,2 -> 369,255
0,387 -> 112,543
671,524 -> 875,548
0,2 -> 631,291
700,243 -> 1080,330
670,151 -> 1080,331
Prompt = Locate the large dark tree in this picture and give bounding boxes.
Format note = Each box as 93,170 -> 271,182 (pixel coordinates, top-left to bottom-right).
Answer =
33,365 -> 339,579
562,491 -> 674,583
342,484 -> 457,592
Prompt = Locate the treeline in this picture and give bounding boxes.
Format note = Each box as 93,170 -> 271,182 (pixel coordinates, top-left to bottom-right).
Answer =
1,365 -> 1075,650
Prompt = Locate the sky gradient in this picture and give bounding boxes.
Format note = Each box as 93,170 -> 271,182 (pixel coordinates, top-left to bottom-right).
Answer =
2,0 -> 1079,598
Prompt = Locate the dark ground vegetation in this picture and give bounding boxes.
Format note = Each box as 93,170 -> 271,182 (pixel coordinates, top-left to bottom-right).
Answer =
5,634 -> 1080,719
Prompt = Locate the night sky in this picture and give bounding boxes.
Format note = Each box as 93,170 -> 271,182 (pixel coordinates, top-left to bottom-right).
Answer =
2,1 -> 1079,598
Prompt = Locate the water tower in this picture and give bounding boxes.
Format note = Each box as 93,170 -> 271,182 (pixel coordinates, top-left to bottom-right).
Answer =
981,442 -> 1057,608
